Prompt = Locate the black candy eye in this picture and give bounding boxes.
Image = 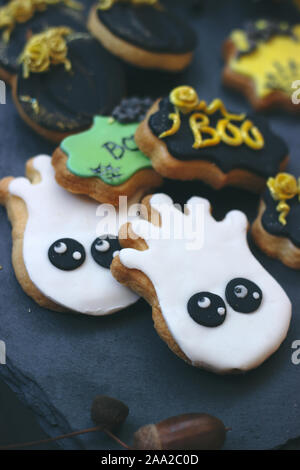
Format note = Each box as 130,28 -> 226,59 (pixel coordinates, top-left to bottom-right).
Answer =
187,292 -> 226,327
91,235 -> 121,269
48,238 -> 86,271
225,278 -> 263,313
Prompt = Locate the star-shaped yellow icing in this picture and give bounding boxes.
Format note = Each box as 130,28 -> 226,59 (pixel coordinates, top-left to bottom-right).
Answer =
229,24 -> 300,98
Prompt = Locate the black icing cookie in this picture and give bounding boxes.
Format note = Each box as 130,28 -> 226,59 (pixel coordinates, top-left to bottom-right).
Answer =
13,31 -> 126,141
149,97 -> 288,179
96,4 -> 197,54
88,2 -> 196,72
0,1 -> 95,81
261,189 -> 300,248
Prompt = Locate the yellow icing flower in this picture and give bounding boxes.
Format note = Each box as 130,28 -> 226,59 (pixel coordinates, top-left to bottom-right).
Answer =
0,0 -> 82,42
267,173 -> 300,226
19,27 -> 72,78
169,86 -> 201,113
267,173 -> 299,201
22,36 -> 50,76
46,27 -> 70,65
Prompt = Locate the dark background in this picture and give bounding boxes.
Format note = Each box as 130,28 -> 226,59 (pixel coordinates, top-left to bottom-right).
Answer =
1,0 -> 300,451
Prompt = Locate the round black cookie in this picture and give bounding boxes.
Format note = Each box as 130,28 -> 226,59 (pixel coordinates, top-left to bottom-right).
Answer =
95,3 -> 197,54
0,0 -> 95,81
261,189 -> 300,248
149,97 -> 289,180
14,32 -> 126,141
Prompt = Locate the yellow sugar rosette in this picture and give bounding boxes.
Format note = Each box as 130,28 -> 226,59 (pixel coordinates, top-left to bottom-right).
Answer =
19,26 -> 72,78
267,173 -> 300,225
0,0 -> 82,42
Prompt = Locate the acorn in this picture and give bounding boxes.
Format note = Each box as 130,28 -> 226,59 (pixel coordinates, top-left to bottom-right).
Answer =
133,413 -> 227,450
91,395 -> 129,431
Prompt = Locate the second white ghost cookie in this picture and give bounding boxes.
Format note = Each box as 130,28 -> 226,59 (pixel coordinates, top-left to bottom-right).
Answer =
0,155 -> 139,315
112,193 -> 292,374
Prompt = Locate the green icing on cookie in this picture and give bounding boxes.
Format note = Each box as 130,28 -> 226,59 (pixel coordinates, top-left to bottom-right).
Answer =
61,116 -> 152,186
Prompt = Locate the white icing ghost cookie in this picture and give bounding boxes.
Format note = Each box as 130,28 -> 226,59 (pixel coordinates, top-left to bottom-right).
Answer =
0,155 -> 139,315
111,193 -> 292,373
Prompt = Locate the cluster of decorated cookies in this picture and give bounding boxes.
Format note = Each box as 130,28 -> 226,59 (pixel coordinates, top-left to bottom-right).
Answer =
0,0 -> 299,375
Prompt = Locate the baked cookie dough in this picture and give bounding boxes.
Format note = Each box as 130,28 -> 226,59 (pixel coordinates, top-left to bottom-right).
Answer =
112,193 -> 292,373
135,85 -> 289,193
12,28 -> 126,142
87,0 -> 197,72
223,20 -> 300,112
52,97 -> 163,206
252,172 -> 300,269
0,155 -> 139,315
0,0 -> 89,83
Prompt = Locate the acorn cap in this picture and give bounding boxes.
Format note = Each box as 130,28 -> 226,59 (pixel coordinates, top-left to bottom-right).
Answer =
133,424 -> 162,450
91,395 -> 129,431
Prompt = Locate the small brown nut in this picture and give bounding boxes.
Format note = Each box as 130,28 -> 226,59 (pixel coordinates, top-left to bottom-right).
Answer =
133,413 -> 227,450
91,395 -> 129,431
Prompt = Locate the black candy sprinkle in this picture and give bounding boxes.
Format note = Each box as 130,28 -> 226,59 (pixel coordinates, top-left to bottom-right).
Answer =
112,97 -> 154,124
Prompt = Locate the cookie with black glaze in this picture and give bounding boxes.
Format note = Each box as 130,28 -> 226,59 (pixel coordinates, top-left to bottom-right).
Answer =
12,29 -> 126,142
52,96 -> 163,205
252,172 -> 300,269
135,85 -> 289,193
0,0 -> 95,84
87,0 -> 196,72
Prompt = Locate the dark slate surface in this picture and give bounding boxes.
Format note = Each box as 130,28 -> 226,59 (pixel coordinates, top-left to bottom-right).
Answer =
0,0 -> 300,450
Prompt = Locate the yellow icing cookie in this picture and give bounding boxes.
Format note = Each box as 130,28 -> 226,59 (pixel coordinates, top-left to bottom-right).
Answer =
223,20 -> 300,112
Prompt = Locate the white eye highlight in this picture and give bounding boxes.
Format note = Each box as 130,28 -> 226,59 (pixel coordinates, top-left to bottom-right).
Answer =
54,242 -> 67,254
217,307 -> 226,315
197,297 -> 211,308
234,285 -> 248,298
72,251 -> 82,260
253,292 -> 260,300
95,240 -> 110,252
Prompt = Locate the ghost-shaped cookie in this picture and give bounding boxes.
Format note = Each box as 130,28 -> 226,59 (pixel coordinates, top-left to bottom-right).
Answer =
112,193 -> 291,373
0,155 -> 139,315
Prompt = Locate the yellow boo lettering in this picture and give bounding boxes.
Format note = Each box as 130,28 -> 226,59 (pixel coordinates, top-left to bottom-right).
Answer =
159,86 -> 265,151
